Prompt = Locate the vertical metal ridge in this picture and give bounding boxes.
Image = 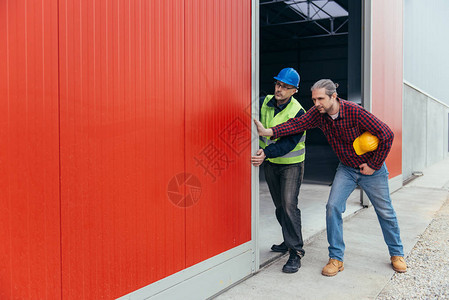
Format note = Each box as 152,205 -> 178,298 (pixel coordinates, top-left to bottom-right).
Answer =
56,0 -> 64,298
184,0 -> 187,270
5,1 -> 13,298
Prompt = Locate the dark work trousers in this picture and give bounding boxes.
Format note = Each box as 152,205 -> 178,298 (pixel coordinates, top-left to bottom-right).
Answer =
264,161 -> 305,257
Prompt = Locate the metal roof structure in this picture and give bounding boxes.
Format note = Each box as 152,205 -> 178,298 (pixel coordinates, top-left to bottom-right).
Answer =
260,0 -> 349,40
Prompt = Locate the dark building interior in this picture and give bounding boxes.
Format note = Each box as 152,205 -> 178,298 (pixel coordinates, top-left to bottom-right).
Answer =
259,0 -> 361,184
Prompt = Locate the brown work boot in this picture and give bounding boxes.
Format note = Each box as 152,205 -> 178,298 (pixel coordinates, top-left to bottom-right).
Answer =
321,258 -> 344,276
391,256 -> 407,273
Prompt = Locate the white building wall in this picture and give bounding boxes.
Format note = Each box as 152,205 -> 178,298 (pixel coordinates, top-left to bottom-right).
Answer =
404,0 -> 449,106
403,0 -> 449,180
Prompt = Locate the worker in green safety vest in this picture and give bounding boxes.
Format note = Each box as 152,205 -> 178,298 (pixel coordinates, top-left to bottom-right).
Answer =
251,68 -> 306,273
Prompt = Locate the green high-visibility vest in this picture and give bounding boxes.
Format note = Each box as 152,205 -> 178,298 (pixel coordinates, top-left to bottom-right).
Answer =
259,95 -> 306,164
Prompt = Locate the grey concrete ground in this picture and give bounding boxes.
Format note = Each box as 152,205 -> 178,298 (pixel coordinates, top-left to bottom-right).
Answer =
259,179 -> 361,264
215,158 -> 449,300
378,197 -> 449,299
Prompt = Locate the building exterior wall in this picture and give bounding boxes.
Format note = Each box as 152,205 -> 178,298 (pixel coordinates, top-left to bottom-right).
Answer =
59,1 -> 187,297
402,0 -> 449,180
371,0 -> 403,180
404,0 -> 449,107
402,84 -> 428,179
1,0 -> 252,299
0,1 -> 61,299
183,0 -> 252,269
403,83 -> 449,180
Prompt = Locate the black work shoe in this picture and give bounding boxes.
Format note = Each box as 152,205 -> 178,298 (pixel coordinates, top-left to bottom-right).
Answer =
271,242 -> 288,253
282,251 -> 301,273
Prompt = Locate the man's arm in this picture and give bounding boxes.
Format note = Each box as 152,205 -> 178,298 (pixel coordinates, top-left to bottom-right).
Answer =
263,109 -> 305,158
254,107 -> 320,138
271,106 -> 320,139
358,108 -> 394,170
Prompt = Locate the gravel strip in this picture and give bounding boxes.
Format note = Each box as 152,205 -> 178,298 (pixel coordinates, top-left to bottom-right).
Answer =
377,196 -> 449,299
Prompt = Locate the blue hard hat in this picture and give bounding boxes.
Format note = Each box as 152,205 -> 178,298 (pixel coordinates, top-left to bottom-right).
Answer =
274,68 -> 300,88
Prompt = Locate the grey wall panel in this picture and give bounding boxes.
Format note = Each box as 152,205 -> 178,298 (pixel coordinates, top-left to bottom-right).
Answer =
403,84 -> 427,180
426,100 -> 445,166
446,111 -> 449,158
403,83 -> 449,181
404,0 -> 449,106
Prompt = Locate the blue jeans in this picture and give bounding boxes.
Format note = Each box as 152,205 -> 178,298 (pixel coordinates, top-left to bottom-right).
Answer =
326,163 -> 404,261
264,161 -> 305,257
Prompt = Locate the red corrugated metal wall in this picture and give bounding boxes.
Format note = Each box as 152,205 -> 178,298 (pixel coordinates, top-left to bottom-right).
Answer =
0,1 -> 62,299
184,0 -> 251,267
58,0 -> 188,297
371,0 -> 403,178
1,0 -> 251,299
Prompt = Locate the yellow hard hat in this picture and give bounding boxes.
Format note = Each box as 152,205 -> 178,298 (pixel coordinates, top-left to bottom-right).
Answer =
353,132 -> 379,155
